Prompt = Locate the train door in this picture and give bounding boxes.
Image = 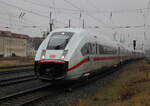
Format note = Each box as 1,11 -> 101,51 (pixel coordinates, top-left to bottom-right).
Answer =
88,43 -> 94,65
118,46 -> 122,63
89,36 -> 97,70
80,42 -> 92,73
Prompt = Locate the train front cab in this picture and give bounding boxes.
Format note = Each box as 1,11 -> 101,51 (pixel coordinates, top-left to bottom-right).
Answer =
34,31 -> 74,81
35,60 -> 68,80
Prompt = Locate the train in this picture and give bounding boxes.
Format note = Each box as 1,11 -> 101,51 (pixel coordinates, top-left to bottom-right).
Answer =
34,28 -> 144,81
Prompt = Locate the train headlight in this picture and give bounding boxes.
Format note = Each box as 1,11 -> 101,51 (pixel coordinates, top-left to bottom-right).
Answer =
41,49 -> 46,60
41,55 -> 45,59
61,50 -> 68,60
61,56 -> 65,60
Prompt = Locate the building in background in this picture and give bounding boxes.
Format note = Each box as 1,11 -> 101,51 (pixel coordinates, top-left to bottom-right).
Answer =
0,30 -> 44,57
145,49 -> 150,57
27,40 -> 36,57
0,30 -> 30,57
29,37 -> 44,51
26,37 -> 44,57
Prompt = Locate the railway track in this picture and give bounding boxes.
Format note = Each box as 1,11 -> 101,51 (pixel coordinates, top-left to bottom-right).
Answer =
0,83 -> 51,101
0,64 -> 33,72
0,64 -> 35,84
0,57 -> 34,61
14,86 -> 63,106
0,75 -> 37,86
0,83 -> 51,106
0,61 -> 132,106
16,66 -> 123,106
0,64 -> 33,69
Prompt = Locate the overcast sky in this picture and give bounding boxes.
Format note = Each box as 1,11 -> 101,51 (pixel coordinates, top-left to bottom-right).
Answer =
0,0 -> 150,49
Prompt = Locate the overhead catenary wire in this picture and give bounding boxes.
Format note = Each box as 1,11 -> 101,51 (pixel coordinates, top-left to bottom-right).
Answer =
0,0 -> 50,18
0,0 -> 67,24
0,0 -> 52,27
1,0 -> 150,30
22,0 -> 84,24
21,0 -> 150,29
0,5 -> 51,30
63,0 -> 107,26
0,0 -> 67,26
85,0 -> 114,23
20,0 -> 150,14
22,0 -> 83,21
22,0 -> 80,13
0,7 -> 40,25
23,0 -> 106,27
2,0 -> 150,17
1,0 -> 147,29
21,0 -> 150,23
0,14 -> 37,26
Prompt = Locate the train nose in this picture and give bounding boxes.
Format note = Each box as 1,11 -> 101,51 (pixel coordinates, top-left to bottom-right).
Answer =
45,68 -> 53,77
45,68 -> 51,73
35,60 -> 68,80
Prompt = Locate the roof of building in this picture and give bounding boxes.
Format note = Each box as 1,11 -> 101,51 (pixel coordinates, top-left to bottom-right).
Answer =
0,30 -> 30,39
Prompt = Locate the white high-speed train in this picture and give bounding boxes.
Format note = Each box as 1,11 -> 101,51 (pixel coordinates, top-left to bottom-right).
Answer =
34,28 -> 144,81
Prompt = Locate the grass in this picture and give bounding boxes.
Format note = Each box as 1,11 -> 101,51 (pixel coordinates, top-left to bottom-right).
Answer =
74,60 -> 150,106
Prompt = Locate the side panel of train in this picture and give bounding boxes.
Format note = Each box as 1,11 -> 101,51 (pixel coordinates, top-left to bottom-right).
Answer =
35,28 -> 144,81
66,32 -> 121,80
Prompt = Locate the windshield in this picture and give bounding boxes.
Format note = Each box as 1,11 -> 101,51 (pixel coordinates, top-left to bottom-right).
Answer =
47,32 -> 74,50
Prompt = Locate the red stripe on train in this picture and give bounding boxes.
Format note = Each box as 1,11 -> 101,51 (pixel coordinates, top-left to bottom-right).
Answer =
38,60 -> 66,64
68,56 -> 122,71
93,56 -> 120,61
68,58 -> 89,71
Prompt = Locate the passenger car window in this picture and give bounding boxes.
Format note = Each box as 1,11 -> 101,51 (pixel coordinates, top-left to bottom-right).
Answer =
81,43 -> 90,56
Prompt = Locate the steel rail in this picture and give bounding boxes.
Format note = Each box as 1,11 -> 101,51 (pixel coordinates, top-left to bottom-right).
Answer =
0,57 -> 34,61
0,68 -> 34,75
0,83 -> 52,101
17,91 -> 56,106
0,75 -> 37,86
0,64 -> 33,70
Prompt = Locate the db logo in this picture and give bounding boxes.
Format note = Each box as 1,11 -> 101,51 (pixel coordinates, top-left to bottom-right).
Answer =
49,55 -> 56,58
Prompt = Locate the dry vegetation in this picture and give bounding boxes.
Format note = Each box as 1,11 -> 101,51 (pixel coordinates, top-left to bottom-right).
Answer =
75,59 -> 150,106
0,60 -> 34,67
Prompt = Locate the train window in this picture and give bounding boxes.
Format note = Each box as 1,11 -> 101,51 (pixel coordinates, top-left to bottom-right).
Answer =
99,45 -> 104,54
47,32 -> 74,50
88,43 -> 92,55
98,44 -> 117,55
81,43 -> 99,56
104,46 -> 117,54
95,43 -> 98,54
81,43 -> 90,56
92,43 -> 96,54
81,43 -> 117,56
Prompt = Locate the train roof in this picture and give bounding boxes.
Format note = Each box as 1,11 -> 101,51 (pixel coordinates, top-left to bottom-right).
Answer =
51,28 -> 84,34
50,28 -> 106,35
51,28 -> 111,39
50,28 -> 118,46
